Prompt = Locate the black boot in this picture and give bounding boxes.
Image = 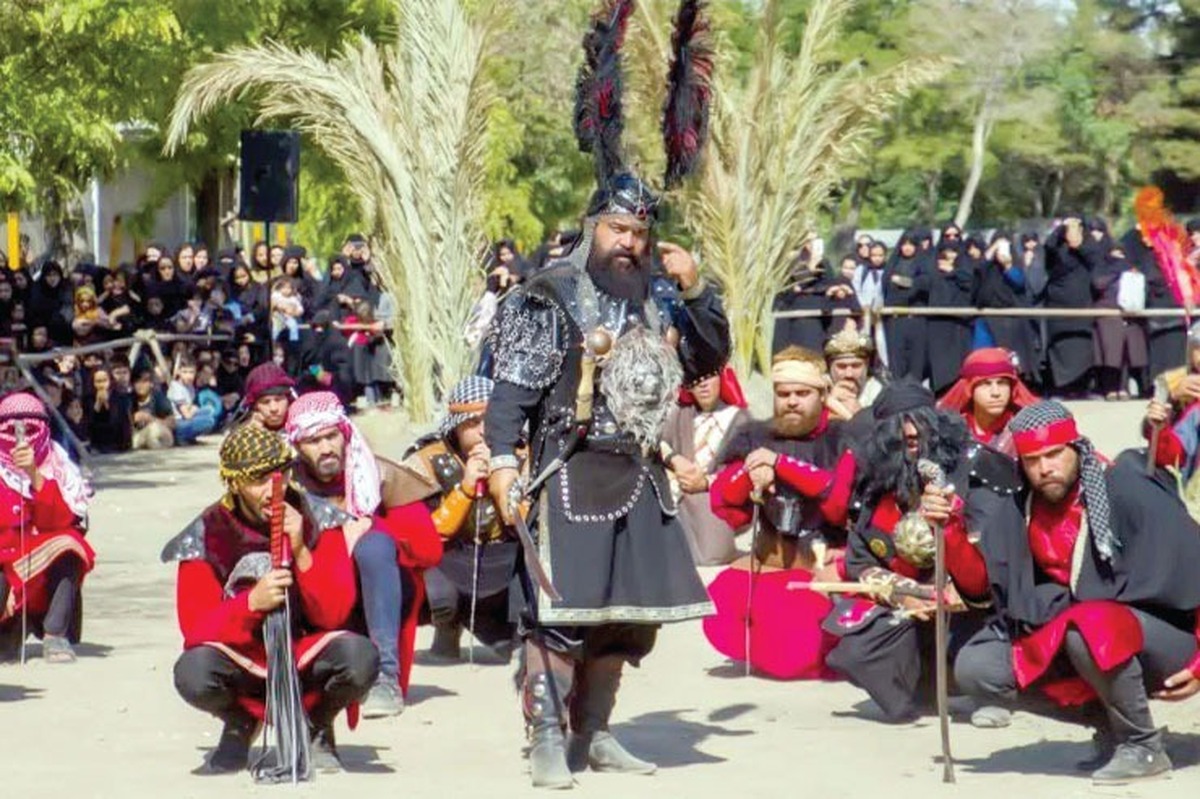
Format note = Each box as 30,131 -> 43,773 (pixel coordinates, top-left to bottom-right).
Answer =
524,665 -> 574,789
201,713 -> 258,774
309,725 -> 343,774
1091,743 -> 1172,785
429,622 -> 463,662
566,655 -> 656,775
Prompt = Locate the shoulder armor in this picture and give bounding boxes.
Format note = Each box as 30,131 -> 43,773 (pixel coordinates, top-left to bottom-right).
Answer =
161,512 -> 207,563
430,451 -> 465,493
490,288 -> 566,390
299,490 -> 356,533
965,443 -> 1022,496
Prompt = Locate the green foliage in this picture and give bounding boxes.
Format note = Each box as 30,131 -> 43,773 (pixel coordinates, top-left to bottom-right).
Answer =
13,0 -> 1200,271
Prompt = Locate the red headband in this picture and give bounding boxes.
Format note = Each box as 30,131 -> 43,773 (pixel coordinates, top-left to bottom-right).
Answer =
1013,418 -> 1079,456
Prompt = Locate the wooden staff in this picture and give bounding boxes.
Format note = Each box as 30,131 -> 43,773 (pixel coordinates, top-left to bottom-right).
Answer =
917,459 -> 955,784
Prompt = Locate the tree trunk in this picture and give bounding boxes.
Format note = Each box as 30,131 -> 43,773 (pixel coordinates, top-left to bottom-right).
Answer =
195,169 -> 224,250
1101,159 -> 1119,218
1047,168 -> 1064,220
921,172 -> 941,222
41,185 -> 72,262
955,96 -> 994,229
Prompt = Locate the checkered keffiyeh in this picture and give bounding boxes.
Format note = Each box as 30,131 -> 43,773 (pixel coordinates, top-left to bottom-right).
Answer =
1010,401 -> 1117,563
285,391 -> 381,518
438,376 -> 494,440
220,423 -> 294,487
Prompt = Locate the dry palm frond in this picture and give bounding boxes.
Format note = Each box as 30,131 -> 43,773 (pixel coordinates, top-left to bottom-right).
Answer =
625,0 -> 948,374
165,0 -> 499,423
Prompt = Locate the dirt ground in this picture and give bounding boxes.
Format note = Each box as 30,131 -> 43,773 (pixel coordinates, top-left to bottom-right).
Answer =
2,400 -> 1198,798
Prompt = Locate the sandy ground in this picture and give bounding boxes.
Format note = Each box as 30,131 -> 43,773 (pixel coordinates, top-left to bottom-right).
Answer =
2,400 -> 1200,798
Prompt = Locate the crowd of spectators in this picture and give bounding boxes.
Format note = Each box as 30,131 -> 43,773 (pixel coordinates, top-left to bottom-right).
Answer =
0,233 -> 398,455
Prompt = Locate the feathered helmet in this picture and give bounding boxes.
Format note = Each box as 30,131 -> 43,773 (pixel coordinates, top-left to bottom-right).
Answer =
575,0 -> 714,225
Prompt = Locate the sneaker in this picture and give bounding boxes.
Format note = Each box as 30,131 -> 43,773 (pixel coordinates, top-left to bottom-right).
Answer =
1091,743 -> 1171,785
969,705 -> 1012,729
310,726 -> 344,774
361,680 -> 405,719
43,634 -> 76,664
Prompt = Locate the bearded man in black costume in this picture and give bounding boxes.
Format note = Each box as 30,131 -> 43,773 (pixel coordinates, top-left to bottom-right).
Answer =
485,3 -> 725,787
487,173 -> 729,788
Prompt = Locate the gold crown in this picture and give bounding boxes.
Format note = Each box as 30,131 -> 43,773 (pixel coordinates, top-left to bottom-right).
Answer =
824,328 -> 873,360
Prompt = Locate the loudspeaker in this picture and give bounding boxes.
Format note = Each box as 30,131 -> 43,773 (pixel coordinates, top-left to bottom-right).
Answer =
238,130 -> 300,223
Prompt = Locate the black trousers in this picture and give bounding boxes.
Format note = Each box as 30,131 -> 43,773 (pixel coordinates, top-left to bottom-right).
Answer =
173,633 -> 379,728
955,610 -> 1195,749
824,608 -> 985,722
0,554 -> 82,640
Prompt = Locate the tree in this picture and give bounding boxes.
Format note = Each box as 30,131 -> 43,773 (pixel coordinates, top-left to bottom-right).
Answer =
166,0 -> 499,423
629,0 -> 946,374
0,1 -> 184,257
904,0 -> 1059,228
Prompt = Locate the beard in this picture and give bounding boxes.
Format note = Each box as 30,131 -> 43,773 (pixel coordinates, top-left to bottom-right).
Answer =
313,454 -> 343,481
587,241 -> 651,302
772,412 -> 818,439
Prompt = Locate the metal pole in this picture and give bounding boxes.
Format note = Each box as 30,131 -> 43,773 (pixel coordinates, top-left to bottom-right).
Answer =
773,306 -> 1199,320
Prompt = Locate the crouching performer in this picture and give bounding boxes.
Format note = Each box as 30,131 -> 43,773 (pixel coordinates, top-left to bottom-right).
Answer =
822,381 -> 1017,723
955,401 -> 1200,785
0,393 -> 94,663
703,347 -> 855,679
403,376 -> 517,662
286,391 -> 443,718
163,424 -> 378,775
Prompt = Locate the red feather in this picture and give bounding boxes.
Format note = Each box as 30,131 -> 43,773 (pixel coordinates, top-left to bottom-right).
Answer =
663,0 -> 713,189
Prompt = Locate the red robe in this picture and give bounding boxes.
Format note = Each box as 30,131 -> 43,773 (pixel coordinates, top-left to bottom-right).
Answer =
174,502 -> 357,721
703,448 -> 855,679
0,478 -> 94,628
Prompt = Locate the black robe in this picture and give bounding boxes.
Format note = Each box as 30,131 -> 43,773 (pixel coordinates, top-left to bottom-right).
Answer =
1042,228 -> 1099,390
926,254 -> 976,393
882,232 -> 930,382
771,269 -> 859,354
979,451 -> 1200,636
485,259 -> 729,638
974,257 -> 1039,379
824,444 -> 1021,721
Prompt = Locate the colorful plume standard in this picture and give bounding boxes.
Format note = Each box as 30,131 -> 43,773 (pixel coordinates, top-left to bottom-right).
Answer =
252,471 -> 312,784
574,0 -> 636,186
1135,186 -> 1200,309
663,0 -> 714,189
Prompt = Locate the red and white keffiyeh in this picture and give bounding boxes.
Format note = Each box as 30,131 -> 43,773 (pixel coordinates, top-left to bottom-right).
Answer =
0,392 -> 92,517
284,391 -> 381,517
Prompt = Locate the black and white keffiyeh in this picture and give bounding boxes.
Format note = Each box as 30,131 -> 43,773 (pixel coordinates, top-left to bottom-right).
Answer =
1010,401 -> 1118,563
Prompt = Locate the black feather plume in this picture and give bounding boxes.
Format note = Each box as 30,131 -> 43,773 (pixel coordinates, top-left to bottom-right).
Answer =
574,0 -> 636,187
663,0 -> 713,189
